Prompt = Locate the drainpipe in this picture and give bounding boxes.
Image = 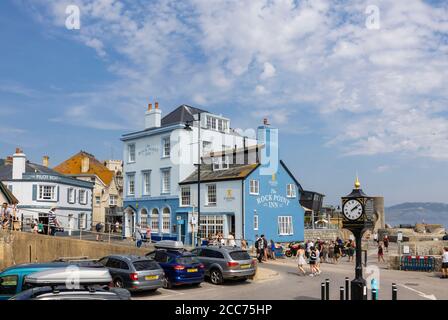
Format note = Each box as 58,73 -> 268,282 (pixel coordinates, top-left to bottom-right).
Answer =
241,179 -> 245,242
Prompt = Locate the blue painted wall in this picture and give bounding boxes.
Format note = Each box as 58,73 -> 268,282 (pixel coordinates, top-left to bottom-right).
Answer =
244,163 -> 304,244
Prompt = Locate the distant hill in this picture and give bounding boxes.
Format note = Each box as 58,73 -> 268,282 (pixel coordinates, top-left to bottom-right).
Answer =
385,202 -> 448,228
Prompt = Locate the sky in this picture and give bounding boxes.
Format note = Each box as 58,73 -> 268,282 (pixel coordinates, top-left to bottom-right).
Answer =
0,0 -> 447,207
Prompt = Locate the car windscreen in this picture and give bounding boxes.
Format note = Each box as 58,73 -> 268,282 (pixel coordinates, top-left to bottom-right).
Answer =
229,251 -> 251,261
132,260 -> 160,271
175,256 -> 200,265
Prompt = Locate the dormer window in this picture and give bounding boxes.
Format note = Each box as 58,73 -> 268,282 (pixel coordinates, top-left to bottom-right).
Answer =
205,115 -> 229,133
212,156 -> 230,171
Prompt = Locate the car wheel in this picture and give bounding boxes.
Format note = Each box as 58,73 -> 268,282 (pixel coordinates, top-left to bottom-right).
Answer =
285,251 -> 292,258
114,278 -> 124,288
210,269 -> 223,285
162,277 -> 172,289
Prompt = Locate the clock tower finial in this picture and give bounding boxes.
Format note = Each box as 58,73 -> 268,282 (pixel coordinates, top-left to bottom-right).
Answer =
354,174 -> 361,189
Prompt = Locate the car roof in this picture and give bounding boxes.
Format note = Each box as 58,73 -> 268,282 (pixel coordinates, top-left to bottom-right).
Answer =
103,255 -> 150,262
202,245 -> 244,252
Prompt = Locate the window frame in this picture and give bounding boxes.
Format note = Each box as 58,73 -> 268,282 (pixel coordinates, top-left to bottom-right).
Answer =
127,174 -> 135,197
206,184 -> 217,206
180,186 -> 191,207
162,207 -> 171,233
161,136 -> 171,158
278,216 -> 293,236
67,188 -> 75,204
128,144 -> 136,163
142,171 -> 151,196
254,214 -> 259,231
287,184 -> 297,198
249,180 -> 260,195
160,168 -> 171,194
78,189 -> 88,205
37,185 -> 57,201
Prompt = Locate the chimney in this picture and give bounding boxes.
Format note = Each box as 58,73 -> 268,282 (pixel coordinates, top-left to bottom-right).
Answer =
145,101 -> 161,129
12,148 -> 26,180
81,156 -> 90,173
42,156 -> 49,167
263,118 -> 269,126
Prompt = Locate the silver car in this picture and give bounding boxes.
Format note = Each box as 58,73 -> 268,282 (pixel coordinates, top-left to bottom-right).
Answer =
98,255 -> 164,292
191,246 -> 256,285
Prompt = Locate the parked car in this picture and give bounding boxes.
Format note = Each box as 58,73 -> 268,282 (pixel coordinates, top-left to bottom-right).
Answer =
146,241 -> 205,289
0,261 -> 103,300
191,246 -> 256,285
10,267 -> 130,300
98,255 -> 164,292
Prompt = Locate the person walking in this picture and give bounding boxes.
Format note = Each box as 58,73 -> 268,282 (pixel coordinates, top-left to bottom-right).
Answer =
378,242 -> 385,263
296,245 -> 307,275
135,224 -> 143,248
256,235 -> 265,263
48,207 -> 60,236
315,246 -> 321,275
347,239 -> 355,262
333,240 -> 342,264
309,247 -> 318,277
269,240 -> 276,260
227,232 -> 236,247
373,232 -> 379,243
383,235 -> 389,253
95,222 -> 103,241
441,247 -> 448,279
1,203 -> 12,230
328,241 -> 335,263
32,219 -> 39,234
262,235 -> 268,261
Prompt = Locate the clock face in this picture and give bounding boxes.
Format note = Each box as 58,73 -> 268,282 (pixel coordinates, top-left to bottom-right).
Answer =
343,199 -> 363,221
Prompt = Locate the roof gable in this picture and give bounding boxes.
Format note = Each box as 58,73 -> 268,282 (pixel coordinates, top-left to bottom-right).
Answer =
53,151 -> 114,186
179,163 -> 259,184
161,104 -> 209,127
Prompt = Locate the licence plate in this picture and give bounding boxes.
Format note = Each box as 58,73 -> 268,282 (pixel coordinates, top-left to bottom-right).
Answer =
145,275 -> 159,280
240,264 -> 251,269
187,268 -> 198,273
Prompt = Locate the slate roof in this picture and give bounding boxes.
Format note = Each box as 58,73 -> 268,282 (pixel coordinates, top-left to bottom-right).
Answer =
0,181 -> 18,204
53,151 -> 114,186
0,159 -> 65,180
161,104 -> 209,126
179,163 -> 260,185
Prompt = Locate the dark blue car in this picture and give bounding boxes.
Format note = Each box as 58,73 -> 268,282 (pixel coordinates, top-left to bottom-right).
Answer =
146,249 -> 204,289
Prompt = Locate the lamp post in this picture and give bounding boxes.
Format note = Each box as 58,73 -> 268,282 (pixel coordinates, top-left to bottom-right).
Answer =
184,113 -> 202,247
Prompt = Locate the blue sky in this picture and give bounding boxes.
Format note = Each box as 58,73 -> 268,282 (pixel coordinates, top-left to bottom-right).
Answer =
1,0 -> 447,207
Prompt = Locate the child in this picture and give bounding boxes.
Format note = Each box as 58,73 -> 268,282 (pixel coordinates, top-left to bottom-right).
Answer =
441,247 -> 448,279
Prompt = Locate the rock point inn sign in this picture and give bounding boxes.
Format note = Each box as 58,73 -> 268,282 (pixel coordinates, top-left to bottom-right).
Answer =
256,189 -> 291,208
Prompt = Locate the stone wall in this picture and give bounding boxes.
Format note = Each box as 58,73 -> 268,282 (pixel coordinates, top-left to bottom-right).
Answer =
400,240 -> 448,256
304,229 -> 343,241
0,231 -> 152,270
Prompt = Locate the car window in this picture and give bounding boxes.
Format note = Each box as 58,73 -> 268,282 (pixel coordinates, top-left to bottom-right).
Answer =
176,256 -> 200,265
229,251 -> 251,261
146,252 -> 156,259
106,258 -> 120,269
133,260 -> 160,271
119,261 -> 129,270
202,249 -> 224,259
0,275 -> 18,295
191,249 -> 201,256
98,257 -> 108,266
154,251 -> 169,263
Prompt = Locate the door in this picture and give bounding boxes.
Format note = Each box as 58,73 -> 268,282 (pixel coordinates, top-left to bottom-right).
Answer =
230,215 -> 235,234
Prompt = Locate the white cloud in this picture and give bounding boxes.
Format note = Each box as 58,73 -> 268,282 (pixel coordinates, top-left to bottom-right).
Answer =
25,0 -> 448,160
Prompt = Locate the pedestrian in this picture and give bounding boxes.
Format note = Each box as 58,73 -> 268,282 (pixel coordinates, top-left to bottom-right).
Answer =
256,235 -> 265,263
309,247 -> 318,277
1,203 -> 12,230
48,207 -> 60,236
373,232 -> 379,243
441,247 -> 448,279
37,220 -> 44,234
95,222 -> 103,241
348,239 -> 355,262
135,223 -> 143,248
262,235 -> 268,261
33,219 -> 39,234
241,238 -> 248,251
378,242 -> 385,263
315,246 -> 321,275
383,235 -> 389,253
321,241 -> 329,263
269,240 -> 276,260
115,221 -> 120,233
296,245 -> 307,275
333,240 -> 342,264
220,233 -> 226,246
227,232 -> 236,247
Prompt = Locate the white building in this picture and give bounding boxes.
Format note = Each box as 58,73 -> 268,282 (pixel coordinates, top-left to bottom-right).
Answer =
0,148 -> 94,234
121,103 -> 257,239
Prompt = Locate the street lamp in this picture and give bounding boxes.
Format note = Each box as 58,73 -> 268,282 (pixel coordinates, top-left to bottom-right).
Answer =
184,113 -> 202,247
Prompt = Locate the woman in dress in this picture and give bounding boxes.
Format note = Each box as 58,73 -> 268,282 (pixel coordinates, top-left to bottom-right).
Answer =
378,242 -> 385,262
296,245 -> 307,275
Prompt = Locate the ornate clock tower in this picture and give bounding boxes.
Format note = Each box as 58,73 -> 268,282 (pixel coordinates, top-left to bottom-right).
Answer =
341,176 -> 375,300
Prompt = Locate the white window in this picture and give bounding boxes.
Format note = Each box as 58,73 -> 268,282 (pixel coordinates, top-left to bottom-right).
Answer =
127,174 -> 135,196
79,190 -> 88,205
95,196 -> 101,205
162,137 -> 170,158
140,209 -> 148,229
202,141 -> 212,156
109,195 -> 117,206
278,216 -> 293,235
206,116 -> 213,129
181,186 -> 191,206
254,215 -> 259,230
287,184 -> 297,198
143,171 -> 151,195
218,119 -> 223,131
162,207 -> 170,233
213,156 -> 230,171
151,209 -> 159,233
250,180 -> 259,195
199,215 -> 224,239
207,184 -> 217,206
161,169 -> 170,194
79,213 -> 87,229
38,185 -> 56,201
128,144 -> 136,163
222,120 -> 228,132
68,188 -> 75,203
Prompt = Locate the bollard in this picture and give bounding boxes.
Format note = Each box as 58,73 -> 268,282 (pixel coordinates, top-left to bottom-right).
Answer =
372,288 -> 377,300
392,284 -> 398,300
325,279 -> 330,300
345,277 -> 350,300
321,283 -> 325,300
340,287 -> 345,300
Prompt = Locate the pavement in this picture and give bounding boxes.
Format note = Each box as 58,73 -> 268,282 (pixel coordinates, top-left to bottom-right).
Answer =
132,242 -> 448,300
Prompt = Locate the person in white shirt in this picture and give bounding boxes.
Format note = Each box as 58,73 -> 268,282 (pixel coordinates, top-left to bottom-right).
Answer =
442,247 -> 448,279
227,233 -> 236,247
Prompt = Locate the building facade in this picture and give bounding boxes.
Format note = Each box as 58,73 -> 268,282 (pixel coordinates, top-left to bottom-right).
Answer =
53,151 -> 123,230
0,149 -> 93,233
120,103 -> 258,239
